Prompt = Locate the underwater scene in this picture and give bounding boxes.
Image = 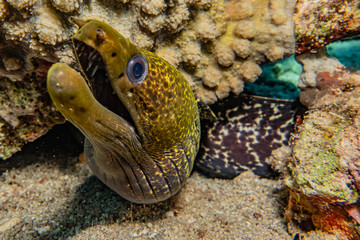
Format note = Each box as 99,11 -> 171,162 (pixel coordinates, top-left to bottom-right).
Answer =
0,0 -> 360,239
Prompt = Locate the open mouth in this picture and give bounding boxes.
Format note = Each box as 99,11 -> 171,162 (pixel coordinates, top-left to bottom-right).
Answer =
73,39 -> 136,129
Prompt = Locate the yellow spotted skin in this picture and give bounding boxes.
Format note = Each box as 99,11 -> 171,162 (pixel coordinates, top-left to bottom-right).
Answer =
47,19 -> 200,204
135,49 -> 199,157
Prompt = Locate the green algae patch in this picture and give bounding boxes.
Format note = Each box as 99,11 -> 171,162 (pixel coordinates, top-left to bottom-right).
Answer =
287,108 -> 357,203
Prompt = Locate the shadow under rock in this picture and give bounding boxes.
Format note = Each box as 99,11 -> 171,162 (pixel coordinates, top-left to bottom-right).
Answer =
49,176 -> 175,239
0,122 -> 84,173
270,183 -> 316,235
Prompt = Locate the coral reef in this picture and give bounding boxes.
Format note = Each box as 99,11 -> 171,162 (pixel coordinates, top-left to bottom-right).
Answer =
192,0 -> 297,103
0,0 -> 298,159
294,0 -> 360,54
280,62 -> 360,238
1,0 -> 360,237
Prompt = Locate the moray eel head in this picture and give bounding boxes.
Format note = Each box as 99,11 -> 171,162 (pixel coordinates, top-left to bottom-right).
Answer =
47,19 -> 200,204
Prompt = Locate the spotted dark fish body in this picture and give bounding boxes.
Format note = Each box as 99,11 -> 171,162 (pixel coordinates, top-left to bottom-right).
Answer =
196,94 -> 298,179
47,19 -> 200,204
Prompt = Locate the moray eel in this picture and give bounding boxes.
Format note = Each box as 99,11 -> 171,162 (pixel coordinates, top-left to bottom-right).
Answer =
196,94 -> 300,179
47,19 -> 201,204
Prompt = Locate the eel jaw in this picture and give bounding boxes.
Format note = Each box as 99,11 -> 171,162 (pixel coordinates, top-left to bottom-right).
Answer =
73,39 -> 136,131
74,39 -> 106,94
47,62 -> 140,155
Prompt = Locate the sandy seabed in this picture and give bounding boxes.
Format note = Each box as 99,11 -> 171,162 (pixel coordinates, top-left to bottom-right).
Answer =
0,124 -> 292,240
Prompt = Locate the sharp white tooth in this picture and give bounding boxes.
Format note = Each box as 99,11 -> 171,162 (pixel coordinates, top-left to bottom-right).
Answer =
86,61 -> 94,71
91,65 -> 99,77
88,49 -> 96,61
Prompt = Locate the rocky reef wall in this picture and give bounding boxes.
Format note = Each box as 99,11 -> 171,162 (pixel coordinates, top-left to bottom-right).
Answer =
275,51 -> 360,239
0,0 -> 297,159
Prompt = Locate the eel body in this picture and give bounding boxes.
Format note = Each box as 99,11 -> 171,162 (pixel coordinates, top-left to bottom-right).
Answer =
197,94 -> 299,179
47,19 -> 200,204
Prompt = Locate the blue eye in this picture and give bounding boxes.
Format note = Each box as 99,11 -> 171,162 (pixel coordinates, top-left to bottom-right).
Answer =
126,54 -> 148,84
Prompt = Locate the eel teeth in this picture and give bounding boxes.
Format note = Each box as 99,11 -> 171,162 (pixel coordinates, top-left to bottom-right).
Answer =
91,65 -> 99,77
86,60 -> 94,72
91,53 -> 100,63
88,49 -> 97,62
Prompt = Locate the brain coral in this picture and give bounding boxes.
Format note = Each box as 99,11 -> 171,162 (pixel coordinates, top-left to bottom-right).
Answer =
0,0 -> 297,159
